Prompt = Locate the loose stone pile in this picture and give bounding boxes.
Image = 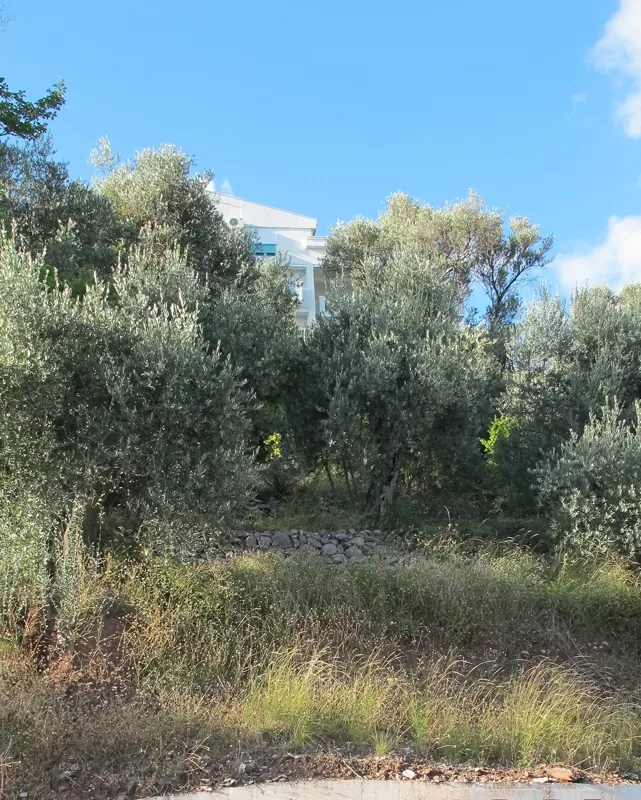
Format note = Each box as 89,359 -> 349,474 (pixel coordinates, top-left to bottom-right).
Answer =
220,529 -> 399,565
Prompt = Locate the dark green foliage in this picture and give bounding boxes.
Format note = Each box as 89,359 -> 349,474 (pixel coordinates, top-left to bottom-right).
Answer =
202,256 -> 300,456
5,127 -> 641,561
0,137 -> 134,284
0,78 -> 65,140
0,238 -> 257,553
286,252 -> 492,513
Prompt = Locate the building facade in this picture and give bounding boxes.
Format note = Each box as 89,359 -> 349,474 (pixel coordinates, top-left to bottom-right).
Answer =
215,193 -> 327,328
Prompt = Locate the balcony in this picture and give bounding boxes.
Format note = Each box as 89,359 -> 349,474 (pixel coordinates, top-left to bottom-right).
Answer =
305,236 -> 327,250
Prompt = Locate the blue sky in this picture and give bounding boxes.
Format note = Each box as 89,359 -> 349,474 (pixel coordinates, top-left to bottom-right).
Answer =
3,0 -> 641,289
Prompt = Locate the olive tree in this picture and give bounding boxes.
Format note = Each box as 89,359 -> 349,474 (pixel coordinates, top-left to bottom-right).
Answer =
92,139 -> 257,293
323,191 -> 552,331
0,235 -> 257,557
0,137 -> 132,283
538,402 -> 641,560
202,256 -> 300,457
288,249 -> 492,513
489,283 -> 641,514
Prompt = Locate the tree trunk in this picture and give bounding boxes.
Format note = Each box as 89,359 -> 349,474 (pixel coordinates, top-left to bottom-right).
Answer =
42,497 -> 74,666
368,452 -> 402,516
322,458 -> 336,495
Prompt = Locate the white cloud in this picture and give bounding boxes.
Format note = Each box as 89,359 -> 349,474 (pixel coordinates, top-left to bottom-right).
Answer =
592,0 -> 641,137
556,215 -> 641,290
205,178 -> 234,195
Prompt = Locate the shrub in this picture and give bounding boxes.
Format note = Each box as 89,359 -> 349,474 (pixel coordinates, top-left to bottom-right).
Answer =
538,402 -> 641,559
0,236 -> 257,557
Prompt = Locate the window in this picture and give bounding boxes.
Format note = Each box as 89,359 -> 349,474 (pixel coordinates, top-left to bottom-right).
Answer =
252,243 -> 277,257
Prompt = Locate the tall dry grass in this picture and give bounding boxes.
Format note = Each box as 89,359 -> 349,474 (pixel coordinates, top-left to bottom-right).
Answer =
3,548 -> 641,795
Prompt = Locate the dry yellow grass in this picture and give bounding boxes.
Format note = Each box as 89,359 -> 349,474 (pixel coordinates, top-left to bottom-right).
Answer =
2,550 -> 641,796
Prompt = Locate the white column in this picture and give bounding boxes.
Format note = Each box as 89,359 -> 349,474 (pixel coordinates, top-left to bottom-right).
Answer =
305,262 -> 316,322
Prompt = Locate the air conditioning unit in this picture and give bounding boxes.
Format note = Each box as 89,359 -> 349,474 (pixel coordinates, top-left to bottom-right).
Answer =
228,216 -> 243,229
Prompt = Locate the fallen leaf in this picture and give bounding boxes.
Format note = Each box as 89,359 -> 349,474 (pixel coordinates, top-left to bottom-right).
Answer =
547,767 -> 578,783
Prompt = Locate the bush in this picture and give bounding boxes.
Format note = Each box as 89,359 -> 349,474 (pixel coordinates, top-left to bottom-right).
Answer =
538,402 -> 641,559
0,236 -> 257,557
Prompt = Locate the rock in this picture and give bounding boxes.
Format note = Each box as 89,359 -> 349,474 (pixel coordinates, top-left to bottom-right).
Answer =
532,777 -> 553,784
258,534 -> 272,549
291,535 -> 300,548
245,534 -> 258,548
351,536 -> 365,548
271,531 -> 292,549
335,531 -> 348,541
402,769 -> 417,780
298,543 -> 320,557
320,530 -> 330,544
308,537 -> 322,549
373,529 -> 382,536
350,554 -> 367,563
345,545 -> 363,557
348,528 -> 357,536
321,542 -> 338,556
332,553 -> 346,564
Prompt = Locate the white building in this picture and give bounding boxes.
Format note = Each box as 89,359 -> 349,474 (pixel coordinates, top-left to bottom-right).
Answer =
216,193 -> 327,328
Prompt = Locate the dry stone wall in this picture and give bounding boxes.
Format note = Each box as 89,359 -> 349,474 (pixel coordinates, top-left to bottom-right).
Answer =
219,529 -> 400,565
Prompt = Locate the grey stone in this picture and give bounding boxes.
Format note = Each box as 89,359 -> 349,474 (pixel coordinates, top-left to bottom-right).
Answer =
348,528 -> 357,536
258,534 -> 272,548
272,531 -> 292,549
308,537 -> 322,549
332,553 -> 346,564
291,535 -> 300,548
345,545 -> 363,557
373,529 -> 382,536
335,532 -> 348,542
349,554 -> 367,564
298,543 -> 321,557
321,542 -> 338,556
351,536 -> 365,548
245,534 -> 258,548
